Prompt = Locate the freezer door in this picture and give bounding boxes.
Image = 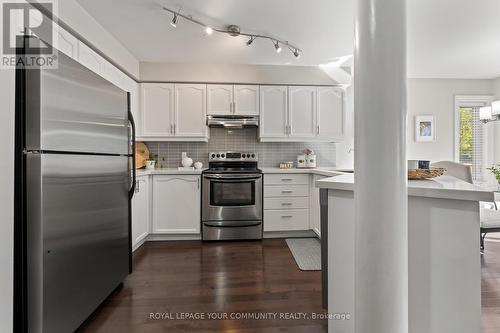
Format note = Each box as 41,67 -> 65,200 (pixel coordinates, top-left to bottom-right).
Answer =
25,51 -> 129,155
26,153 -> 129,333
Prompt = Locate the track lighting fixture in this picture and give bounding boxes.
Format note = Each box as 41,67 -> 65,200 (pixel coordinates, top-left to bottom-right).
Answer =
274,41 -> 282,53
162,6 -> 302,58
246,36 -> 255,46
170,13 -> 178,28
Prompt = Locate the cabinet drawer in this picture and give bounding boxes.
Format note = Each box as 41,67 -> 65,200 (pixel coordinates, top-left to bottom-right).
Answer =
265,173 -> 310,185
264,209 -> 309,231
264,185 -> 309,198
264,197 -> 309,210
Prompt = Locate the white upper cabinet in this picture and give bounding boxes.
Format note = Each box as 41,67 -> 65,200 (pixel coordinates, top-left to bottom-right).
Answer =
289,86 -> 316,139
317,87 -> 344,141
152,175 -> 201,234
207,85 -> 233,115
77,42 -> 103,75
259,85 -> 344,142
141,83 -> 175,137
207,84 -> 260,116
55,27 -> 78,59
175,84 -> 207,138
234,85 -> 260,115
139,83 -> 208,141
260,86 -> 288,138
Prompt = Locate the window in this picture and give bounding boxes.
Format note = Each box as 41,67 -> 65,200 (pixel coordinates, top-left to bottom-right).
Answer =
457,107 -> 483,180
455,96 -> 493,182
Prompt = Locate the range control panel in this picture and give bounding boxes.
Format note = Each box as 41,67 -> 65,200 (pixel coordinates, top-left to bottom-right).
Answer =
209,151 -> 258,162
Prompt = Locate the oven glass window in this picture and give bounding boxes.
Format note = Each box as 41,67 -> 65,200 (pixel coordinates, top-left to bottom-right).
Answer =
210,181 -> 255,206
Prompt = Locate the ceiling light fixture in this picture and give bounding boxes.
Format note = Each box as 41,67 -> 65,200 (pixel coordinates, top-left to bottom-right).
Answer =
161,6 -> 302,58
170,13 -> 178,28
274,41 -> 282,53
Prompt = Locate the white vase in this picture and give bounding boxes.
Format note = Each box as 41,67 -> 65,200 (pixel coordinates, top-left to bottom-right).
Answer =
146,160 -> 156,170
182,157 -> 193,168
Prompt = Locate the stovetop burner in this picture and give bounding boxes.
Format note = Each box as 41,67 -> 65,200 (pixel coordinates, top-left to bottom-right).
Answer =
203,151 -> 261,174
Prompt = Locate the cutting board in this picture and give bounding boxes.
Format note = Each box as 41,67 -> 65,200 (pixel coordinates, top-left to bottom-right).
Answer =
135,142 -> 149,169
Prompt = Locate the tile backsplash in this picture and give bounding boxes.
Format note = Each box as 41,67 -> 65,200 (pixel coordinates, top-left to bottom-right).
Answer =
143,128 -> 336,168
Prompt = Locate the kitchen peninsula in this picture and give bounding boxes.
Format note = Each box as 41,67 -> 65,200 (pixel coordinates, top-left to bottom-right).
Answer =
317,174 -> 495,333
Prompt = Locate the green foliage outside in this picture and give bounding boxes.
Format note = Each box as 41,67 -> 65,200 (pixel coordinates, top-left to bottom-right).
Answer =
459,108 -> 473,162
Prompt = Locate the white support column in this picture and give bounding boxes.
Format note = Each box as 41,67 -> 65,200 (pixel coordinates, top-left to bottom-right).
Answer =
353,0 -> 408,333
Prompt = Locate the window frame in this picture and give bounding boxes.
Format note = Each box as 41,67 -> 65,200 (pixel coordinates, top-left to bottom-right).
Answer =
454,95 -> 493,163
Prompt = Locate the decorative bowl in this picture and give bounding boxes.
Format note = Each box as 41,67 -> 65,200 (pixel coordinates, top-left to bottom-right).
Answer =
408,168 -> 445,180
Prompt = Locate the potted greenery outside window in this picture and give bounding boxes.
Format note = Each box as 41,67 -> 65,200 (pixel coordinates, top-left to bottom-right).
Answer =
487,164 -> 500,185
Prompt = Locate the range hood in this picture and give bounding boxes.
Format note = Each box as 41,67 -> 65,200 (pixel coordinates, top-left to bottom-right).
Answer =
207,115 -> 259,128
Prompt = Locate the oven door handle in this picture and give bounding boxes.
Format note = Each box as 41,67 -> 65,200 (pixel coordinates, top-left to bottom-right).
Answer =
204,175 -> 262,181
203,221 -> 262,227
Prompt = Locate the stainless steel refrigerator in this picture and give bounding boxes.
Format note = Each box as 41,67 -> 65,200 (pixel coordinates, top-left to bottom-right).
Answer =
14,36 -> 136,333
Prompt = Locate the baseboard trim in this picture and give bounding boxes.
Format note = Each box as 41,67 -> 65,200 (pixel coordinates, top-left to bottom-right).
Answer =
264,230 -> 318,239
146,234 -> 202,241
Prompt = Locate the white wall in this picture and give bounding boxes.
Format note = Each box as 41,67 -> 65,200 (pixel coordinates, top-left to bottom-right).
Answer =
0,69 -> 15,333
140,62 -> 337,85
406,79 -> 494,162
52,0 -> 140,79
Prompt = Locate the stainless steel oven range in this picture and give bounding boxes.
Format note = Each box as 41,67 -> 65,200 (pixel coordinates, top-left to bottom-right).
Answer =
202,152 -> 263,240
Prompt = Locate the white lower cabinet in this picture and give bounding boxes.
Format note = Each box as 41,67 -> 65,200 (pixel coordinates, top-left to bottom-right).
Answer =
132,175 -> 150,249
309,174 -> 327,236
152,175 -> 201,234
264,174 -> 310,232
264,210 -> 309,231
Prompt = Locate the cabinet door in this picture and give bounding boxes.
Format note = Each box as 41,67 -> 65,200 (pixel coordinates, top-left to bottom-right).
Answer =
289,86 -> 316,139
152,175 -> 201,234
56,27 -> 78,59
317,87 -> 344,141
207,84 -> 233,115
132,176 -> 150,249
309,174 -> 326,237
234,85 -> 259,115
141,83 -> 174,137
260,86 -> 288,138
77,42 -> 103,75
175,84 -> 207,138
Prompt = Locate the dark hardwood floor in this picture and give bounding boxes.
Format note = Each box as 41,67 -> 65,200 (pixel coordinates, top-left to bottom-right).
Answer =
77,239 -> 327,333
77,236 -> 500,333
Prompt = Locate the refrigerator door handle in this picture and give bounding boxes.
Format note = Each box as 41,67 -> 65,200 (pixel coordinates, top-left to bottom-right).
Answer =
128,93 -> 136,200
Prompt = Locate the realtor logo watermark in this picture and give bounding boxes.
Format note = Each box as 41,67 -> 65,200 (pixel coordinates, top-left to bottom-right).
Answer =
0,0 -> 58,69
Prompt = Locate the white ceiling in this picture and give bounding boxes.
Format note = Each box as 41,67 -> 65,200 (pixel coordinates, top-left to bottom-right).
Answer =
76,0 -> 500,79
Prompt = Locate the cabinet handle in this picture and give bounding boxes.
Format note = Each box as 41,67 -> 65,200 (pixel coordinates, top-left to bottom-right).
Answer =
173,123 -> 176,134
317,125 -> 320,135
281,203 -> 293,206
281,179 -> 293,181
135,180 -> 140,193
197,178 -> 200,189
281,215 -> 293,218
170,124 -> 173,135
281,190 -> 293,194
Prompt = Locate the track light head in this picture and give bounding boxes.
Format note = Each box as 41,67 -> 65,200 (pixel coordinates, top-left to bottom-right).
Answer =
293,49 -> 301,59
246,36 -> 255,46
170,13 -> 178,28
274,41 -> 282,53
205,27 -> 213,35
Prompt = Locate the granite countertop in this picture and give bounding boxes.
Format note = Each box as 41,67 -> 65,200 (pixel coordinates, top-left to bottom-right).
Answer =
315,173 -> 495,201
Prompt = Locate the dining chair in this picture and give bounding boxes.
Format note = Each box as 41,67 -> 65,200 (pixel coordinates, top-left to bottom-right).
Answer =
431,161 -> 499,251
